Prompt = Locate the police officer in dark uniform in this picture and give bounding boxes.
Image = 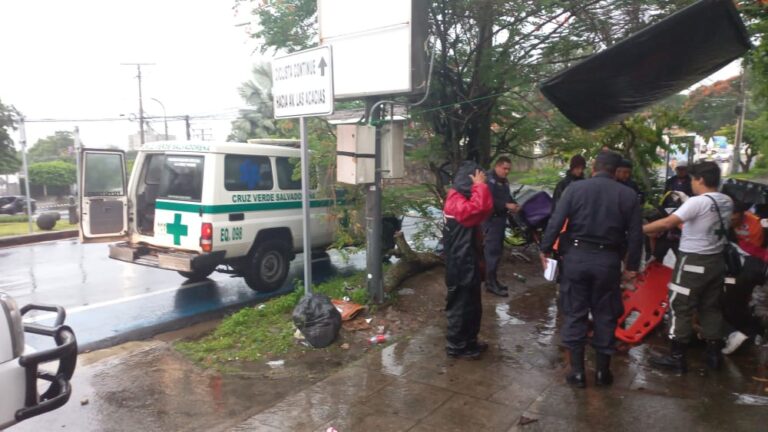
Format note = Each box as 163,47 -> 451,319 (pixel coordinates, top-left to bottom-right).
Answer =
616,159 -> 645,204
540,151 -> 643,388
483,156 -> 519,297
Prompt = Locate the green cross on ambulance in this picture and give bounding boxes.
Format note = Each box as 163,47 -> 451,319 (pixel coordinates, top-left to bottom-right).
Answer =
79,140 -> 336,292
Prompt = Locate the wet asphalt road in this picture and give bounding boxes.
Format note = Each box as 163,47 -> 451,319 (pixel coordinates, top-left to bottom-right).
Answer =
0,238 -> 364,352
8,251 -> 768,432
1,215 -> 431,352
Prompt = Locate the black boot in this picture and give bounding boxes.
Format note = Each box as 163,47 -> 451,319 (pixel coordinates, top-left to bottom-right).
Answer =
495,279 -> 509,291
705,339 -> 723,371
485,280 -> 508,297
566,347 -> 586,388
650,340 -> 687,374
446,345 -> 481,360
595,353 -> 613,386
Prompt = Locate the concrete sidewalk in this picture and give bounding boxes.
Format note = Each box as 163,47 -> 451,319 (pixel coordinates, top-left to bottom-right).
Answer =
234,261 -> 768,432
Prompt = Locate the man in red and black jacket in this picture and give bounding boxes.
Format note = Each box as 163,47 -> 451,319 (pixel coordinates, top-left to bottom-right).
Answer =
443,161 -> 494,359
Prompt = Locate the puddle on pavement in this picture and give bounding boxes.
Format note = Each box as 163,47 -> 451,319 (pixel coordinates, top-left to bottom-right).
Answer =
733,393 -> 768,406
505,285 -> 560,346
495,303 -> 526,326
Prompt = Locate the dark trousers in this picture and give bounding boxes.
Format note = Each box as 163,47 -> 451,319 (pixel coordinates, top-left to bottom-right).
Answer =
723,256 -> 765,337
445,281 -> 482,350
483,216 -> 506,282
560,248 -> 623,354
668,252 -> 725,343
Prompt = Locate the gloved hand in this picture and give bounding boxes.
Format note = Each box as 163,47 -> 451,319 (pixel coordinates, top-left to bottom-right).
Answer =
670,191 -> 689,203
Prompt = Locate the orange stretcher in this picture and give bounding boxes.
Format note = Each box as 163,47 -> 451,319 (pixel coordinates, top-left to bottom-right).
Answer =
615,262 -> 672,344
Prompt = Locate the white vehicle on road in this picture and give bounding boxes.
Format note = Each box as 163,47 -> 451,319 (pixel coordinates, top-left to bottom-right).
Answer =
79,140 -> 336,292
0,292 -> 77,429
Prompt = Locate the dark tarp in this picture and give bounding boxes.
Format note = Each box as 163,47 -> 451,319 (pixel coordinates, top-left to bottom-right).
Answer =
722,178 -> 768,206
540,0 -> 752,130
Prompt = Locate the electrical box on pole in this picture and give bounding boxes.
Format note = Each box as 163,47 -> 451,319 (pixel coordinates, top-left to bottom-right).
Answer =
336,125 -> 375,184
381,123 -> 405,179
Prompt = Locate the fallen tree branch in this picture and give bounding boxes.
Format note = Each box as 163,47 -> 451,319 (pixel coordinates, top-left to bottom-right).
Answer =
383,232 -> 443,292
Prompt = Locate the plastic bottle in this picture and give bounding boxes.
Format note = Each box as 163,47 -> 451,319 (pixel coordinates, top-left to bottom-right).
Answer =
513,272 -> 527,283
368,334 -> 390,345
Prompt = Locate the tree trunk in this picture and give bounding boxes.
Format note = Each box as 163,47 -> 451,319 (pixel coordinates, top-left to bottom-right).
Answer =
383,232 -> 443,292
465,1 -> 495,166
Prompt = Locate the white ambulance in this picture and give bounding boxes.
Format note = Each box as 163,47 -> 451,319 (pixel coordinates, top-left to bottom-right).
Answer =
79,140 -> 335,292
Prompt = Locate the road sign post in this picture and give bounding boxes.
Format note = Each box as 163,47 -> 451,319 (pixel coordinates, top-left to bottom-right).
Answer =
272,46 -> 334,296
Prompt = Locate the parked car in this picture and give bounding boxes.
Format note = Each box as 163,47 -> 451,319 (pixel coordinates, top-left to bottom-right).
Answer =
0,292 -> 77,429
0,196 -> 37,215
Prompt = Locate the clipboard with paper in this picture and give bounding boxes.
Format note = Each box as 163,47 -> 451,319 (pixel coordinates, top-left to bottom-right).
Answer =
543,258 -> 558,282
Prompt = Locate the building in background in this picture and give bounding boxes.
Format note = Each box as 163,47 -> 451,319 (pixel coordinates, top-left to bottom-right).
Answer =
128,129 -> 176,151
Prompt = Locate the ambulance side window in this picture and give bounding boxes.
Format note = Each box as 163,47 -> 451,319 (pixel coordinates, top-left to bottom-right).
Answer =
225,155 -> 273,191
276,157 -> 317,190
144,154 -> 165,185
158,156 -> 204,202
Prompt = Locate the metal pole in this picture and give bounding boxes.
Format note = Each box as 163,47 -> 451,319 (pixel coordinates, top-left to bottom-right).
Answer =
151,98 -> 168,140
137,65 -> 145,145
732,68 -> 747,175
365,102 -> 384,304
74,126 -> 82,199
19,117 -> 33,233
299,116 -> 313,295
185,115 -> 191,140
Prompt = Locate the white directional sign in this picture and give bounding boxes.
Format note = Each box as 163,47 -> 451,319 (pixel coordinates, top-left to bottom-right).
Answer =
272,46 -> 334,119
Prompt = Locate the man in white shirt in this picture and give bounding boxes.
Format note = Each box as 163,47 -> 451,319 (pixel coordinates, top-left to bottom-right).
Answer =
643,161 -> 733,373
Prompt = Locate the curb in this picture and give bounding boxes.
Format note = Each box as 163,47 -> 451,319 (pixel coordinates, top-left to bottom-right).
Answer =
0,229 -> 78,248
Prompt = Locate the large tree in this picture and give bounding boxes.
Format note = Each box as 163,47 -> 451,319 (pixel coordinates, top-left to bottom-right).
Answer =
741,1 -> 768,103
0,99 -> 21,175
684,77 -> 742,139
717,111 -> 768,173
229,63 -> 281,141
28,131 -> 76,164
241,1 -> 695,166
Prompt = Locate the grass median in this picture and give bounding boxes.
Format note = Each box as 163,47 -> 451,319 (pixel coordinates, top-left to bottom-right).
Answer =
175,272 -> 369,369
0,216 -> 77,237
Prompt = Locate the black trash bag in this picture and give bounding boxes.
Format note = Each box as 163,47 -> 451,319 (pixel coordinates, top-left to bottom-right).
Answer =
292,293 -> 342,348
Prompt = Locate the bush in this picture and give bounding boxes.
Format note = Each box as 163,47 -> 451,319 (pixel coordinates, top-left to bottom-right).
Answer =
0,215 -> 30,223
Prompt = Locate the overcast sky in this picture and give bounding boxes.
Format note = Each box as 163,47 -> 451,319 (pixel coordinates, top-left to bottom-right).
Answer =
0,1 -> 742,153
0,0 -> 260,150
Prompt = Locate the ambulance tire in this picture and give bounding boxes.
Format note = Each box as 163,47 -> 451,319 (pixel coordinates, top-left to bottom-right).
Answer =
178,268 -> 215,281
244,240 -> 290,292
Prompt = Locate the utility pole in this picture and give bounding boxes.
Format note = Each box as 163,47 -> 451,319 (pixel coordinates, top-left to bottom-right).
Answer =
365,99 -> 384,304
194,128 -> 213,141
121,63 -> 154,146
732,66 -> 747,175
185,115 -> 191,140
18,116 -> 33,234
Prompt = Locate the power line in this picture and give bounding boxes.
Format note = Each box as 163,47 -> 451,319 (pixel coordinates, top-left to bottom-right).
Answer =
23,113 -> 238,123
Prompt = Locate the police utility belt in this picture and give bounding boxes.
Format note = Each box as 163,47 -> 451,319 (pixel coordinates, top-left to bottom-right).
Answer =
570,239 -> 620,252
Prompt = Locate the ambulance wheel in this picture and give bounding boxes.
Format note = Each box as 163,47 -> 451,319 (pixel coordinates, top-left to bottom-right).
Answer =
244,240 -> 290,292
178,268 -> 215,281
